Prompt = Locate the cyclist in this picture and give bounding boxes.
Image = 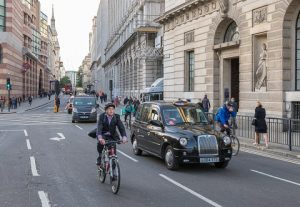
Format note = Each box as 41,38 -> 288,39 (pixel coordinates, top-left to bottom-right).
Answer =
215,102 -> 237,134
97,103 -> 128,166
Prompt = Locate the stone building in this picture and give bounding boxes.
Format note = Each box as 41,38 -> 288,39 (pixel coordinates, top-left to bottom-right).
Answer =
0,0 -> 62,98
158,0 -> 300,118
94,0 -> 165,98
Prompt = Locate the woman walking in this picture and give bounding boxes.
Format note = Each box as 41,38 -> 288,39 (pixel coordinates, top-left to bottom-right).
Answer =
253,101 -> 269,148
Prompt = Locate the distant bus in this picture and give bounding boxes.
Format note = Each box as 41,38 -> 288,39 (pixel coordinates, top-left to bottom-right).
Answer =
141,78 -> 163,102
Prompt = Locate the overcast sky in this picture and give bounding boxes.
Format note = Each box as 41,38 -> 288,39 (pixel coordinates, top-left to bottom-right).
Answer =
40,0 -> 99,72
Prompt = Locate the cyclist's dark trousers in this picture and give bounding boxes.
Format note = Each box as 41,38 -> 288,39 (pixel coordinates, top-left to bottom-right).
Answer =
125,112 -> 131,122
97,142 -> 116,165
219,123 -> 231,135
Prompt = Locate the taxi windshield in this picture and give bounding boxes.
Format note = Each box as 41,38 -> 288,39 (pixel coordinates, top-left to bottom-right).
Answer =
162,106 -> 208,126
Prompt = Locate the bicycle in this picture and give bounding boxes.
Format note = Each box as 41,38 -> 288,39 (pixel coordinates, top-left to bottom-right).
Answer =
98,140 -> 122,194
225,128 -> 240,156
124,112 -> 132,130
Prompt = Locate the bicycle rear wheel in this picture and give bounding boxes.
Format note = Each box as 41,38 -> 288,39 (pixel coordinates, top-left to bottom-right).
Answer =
110,159 -> 121,194
231,136 -> 240,156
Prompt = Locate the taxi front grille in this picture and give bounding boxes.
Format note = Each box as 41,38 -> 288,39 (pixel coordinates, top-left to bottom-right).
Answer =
197,135 -> 218,156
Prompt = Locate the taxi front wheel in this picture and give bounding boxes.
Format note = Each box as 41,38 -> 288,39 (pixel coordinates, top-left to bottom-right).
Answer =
165,146 -> 179,170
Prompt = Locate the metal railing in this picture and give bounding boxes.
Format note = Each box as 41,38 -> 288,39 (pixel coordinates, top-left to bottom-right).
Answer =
206,113 -> 300,151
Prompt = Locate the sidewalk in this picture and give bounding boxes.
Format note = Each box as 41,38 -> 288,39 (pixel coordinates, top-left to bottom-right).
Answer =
97,101 -> 300,160
0,96 -> 54,114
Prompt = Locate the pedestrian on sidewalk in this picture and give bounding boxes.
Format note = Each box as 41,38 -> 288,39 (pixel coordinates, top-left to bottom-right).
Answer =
230,97 -> 238,129
123,96 -> 129,105
28,95 -> 32,106
8,98 -> 12,112
12,97 -> 17,109
253,101 -> 269,148
55,96 -> 61,112
48,91 -> 51,100
0,96 -> 4,112
18,97 -> 22,107
202,94 -> 211,112
114,96 -> 120,107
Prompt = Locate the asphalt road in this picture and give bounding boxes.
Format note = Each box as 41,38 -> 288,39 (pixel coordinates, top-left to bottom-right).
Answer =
0,95 -> 300,207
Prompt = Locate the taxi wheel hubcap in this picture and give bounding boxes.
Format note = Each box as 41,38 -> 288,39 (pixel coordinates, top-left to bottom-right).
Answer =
166,149 -> 174,166
133,139 -> 138,152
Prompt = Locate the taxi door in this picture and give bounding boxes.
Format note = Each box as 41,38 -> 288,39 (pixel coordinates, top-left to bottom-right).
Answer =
146,107 -> 164,155
136,103 -> 152,151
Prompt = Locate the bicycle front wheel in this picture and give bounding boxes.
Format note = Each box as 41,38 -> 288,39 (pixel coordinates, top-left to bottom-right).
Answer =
98,164 -> 106,183
110,159 -> 121,194
231,136 -> 240,156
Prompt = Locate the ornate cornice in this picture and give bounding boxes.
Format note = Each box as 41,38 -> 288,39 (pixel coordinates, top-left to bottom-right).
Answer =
157,0 -> 219,31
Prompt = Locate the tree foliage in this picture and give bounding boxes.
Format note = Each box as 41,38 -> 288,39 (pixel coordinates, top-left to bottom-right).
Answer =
60,76 -> 71,87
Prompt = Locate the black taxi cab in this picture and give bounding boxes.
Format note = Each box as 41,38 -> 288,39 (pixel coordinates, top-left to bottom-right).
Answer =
130,101 -> 232,170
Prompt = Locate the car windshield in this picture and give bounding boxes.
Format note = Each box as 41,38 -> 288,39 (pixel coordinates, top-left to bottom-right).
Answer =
181,107 -> 208,124
162,106 -> 208,126
73,98 -> 96,106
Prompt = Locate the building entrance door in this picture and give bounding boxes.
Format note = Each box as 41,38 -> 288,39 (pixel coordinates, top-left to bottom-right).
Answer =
231,58 -> 239,108
221,57 -> 240,109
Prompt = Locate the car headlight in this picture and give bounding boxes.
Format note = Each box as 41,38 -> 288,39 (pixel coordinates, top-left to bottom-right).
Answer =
73,108 -> 78,113
179,137 -> 188,146
223,136 -> 231,146
91,108 -> 97,113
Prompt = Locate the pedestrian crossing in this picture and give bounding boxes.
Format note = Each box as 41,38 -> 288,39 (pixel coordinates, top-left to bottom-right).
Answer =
0,113 -> 73,126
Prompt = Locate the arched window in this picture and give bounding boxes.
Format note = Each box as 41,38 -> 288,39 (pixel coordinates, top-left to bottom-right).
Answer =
224,21 -> 239,42
296,12 -> 300,90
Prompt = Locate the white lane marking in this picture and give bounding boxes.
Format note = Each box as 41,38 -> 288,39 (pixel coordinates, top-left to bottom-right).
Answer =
38,191 -> 51,207
49,133 -> 66,142
30,156 -> 39,176
251,170 -> 300,186
24,129 -> 28,137
0,130 -> 24,132
118,150 -> 138,163
75,125 -> 83,130
241,147 -> 300,165
0,122 -> 71,127
26,139 -> 32,150
159,174 -> 223,207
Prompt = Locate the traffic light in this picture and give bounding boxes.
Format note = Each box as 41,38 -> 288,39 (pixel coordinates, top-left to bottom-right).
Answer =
6,77 -> 12,90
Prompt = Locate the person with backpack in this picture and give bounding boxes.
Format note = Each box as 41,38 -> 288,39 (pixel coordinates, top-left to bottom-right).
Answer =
214,102 -> 237,134
123,101 -> 134,128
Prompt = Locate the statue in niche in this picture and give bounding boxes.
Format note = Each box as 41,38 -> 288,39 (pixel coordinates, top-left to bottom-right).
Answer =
255,43 -> 267,90
219,0 -> 229,17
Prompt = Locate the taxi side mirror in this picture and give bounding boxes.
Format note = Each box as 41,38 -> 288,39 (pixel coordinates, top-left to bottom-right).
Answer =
149,120 -> 164,128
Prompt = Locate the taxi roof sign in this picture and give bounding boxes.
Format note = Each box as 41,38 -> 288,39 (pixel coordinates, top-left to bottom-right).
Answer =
173,100 -> 189,106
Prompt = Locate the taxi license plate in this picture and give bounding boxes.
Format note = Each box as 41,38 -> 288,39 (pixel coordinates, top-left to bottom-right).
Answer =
80,116 -> 89,119
200,157 -> 219,163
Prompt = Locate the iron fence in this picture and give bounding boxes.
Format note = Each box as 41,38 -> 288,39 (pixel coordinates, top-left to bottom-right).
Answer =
206,113 -> 300,151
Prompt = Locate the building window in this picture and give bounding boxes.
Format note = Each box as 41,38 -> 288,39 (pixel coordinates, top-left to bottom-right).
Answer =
0,0 -> 6,32
185,51 -> 195,92
224,21 -> 239,42
296,12 -> 300,90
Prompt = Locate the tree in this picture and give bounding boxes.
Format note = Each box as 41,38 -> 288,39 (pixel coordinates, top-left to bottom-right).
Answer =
76,69 -> 83,87
60,76 -> 71,88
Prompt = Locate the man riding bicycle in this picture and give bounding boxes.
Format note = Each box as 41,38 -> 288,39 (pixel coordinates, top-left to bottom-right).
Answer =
215,102 -> 237,134
97,103 -> 128,166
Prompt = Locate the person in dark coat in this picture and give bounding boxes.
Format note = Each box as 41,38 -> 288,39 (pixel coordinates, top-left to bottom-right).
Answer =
96,103 -> 127,165
254,101 -> 269,148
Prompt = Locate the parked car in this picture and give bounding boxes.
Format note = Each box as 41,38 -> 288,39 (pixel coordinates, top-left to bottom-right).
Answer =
72,95 -> 99,123
130,101 -> 233,170
66,96 -> 74,114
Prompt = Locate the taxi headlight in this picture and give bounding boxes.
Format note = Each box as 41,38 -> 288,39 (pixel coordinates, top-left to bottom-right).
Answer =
223,136 -> 231,146
73,108 -> 78,113
179,137 -> 188,146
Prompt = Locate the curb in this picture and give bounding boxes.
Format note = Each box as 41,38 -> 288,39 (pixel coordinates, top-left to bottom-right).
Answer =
24,100 -> 52,112
239,141 -> 300,160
